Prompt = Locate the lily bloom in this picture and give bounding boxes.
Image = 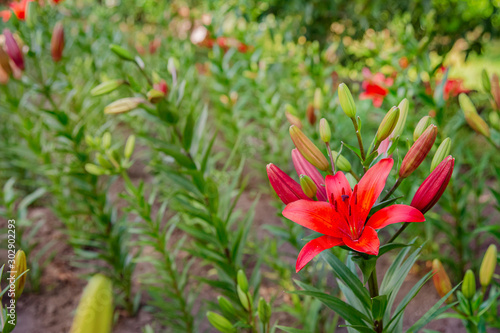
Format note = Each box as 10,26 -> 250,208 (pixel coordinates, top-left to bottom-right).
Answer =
0,10 -> 11,22
359,68 -> 394,108
443,78 -> 470,101
9,0 -> 33,20
282,158 -> 425,272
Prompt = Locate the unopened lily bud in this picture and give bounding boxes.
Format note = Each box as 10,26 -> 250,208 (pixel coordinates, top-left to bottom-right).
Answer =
91,80 -> 124,96
289,125 -> 329,171
69,274 -> 113,333
391,98 -> 409,139
153,79 -> 168,95
266,163 -> 309,204
237,285 -> 251,310
104,97 -> 145,115
491,74 -> 500,110
9,250 -> 27,299
147,89 -> 165,104
124,135 -> 135,159
85,163 -> 107,176
411,156 -> 454,214
459,93 -> 490,138
218,296 -> 236,318
292,149 -> 327,201
331,151 -> 351,172
430,138 -> 451,172
482,69 -> 491,93
237,269 -> 248,293
432,259 -> 453,303
462,269 -> 476,299
3,29 -> 24,70
300,175 -> 317,199
489,112 -> 500,131
50,22 -> 64,62
376,106 -> 400,142
102,132 -> 111,149
206,312 -> 235,333
306,104 -> 316,125
0,47 -> 12,76
400,124 -> 437,178
338,83 -> 356,118
109,44 -> 135,61
413,116 -> 431,141
285,104 -> 302,129
319,118 -> 331,142
25,1 -> 37,28
258,298 -> 271,324
313,88 -> 323,110
479,244 -> 497,287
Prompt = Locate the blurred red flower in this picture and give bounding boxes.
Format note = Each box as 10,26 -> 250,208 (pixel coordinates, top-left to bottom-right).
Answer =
9,0 -> 33,20
0,10 -> 12,22
359,68 -> 394,107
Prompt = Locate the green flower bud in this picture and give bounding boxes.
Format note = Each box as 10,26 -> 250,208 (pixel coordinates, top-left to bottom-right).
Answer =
413,116 -> 432,141
237,269 -> 248,293
338,83 -> 356,118
237,285 -> 251,311
391,98 -> 409,138
376,106 -> 400,142
313,88 -> 323,110
109,44 -> 135,61
218,296 -> 236,318
462,269 -> 476,299
124,135 -> 135,159
258,298 -> 271,324
319,118 -> 331,143
300,175 -> 317,199
480,244 -> 497,287
430,137 -> 451,172
289,125 -> 329,171
206,312 -> 236,333
25,1 -> 37,28
147,89 -> 165,104
91,80 -> 124,96
69,274 -> 113,333
102,132 -> 111,149
85,163 -> 107,176
459,93 -> 491,138
482,69 -> 491,93
9,250 -> 27,300
104,97 -> 145,115
489,112 -> 500,131
96,153 -> 112,169
331,151 -> 351,172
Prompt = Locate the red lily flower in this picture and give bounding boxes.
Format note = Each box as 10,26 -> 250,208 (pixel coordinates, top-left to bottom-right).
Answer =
443,78 -> 470,101
282,158 -> 425,272
359,68 -> 394,108
0,10 -> 11,22
9,0 -> 33,20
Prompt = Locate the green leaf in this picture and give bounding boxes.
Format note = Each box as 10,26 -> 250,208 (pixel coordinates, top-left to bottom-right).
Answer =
183,111 -> 195,151
371,295 -> 388,321
275,326 -> 310,333
342,141 -> 362,160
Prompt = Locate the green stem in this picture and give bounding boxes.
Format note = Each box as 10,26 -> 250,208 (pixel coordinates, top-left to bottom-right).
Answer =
385,223 -> 410,244
351,117 -> 366,161
368,266 -> 383,333
349,169 -> 360,182
326,142 -> 336,174
381,177 -> 403,202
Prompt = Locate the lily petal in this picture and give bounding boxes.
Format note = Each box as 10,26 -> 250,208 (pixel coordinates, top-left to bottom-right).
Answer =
352,158 -> 394,223
366,204 -> 425,230
296,236 -> 344,272
325,172 -> 352,205
267,163 -> 310,204
292,149 -> 327,201
342,226 -> 380,256
283,200 -> 346,237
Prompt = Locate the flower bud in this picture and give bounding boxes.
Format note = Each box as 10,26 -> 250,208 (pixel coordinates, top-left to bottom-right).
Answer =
338,83 -> 356,118
292,149 -> 327,201
319,118 -> 331,143
462,269 -> 476,299
479,244 -> 497,287
237,285 -> 251,311
266,163 -> 309,204
432,259 -> 453,303
0,47 -> 12,76
413,116 -> 431,141
313,87 -> 323,110
9,250 -> 27,299
50,21 -> 64,62
285,104 -> 302,129
300,175 -> 317,199
104,97 -> 145,115
400,124 -> 437,179
124,135 -> 135,159
147,89 -> 165,104
376,106 -> 400,142
69,274 -> 113,333
218,296 -> 236,318
411,155 -> 454,214
153,79 -> 168,95
491,74 -> 500,110
459,93 -> 490,138
91,80 -> 124,96
331,151 -> 351,172
489,112 -> 500,131
289,125 -> 329,171
258,298 -> 271,324
85,163 -> 107,176
25,1 -> 37,28
482,69 -> 491,93
430,138 -> 451,172
206,312 -> 235,333
3,29 -> 24,70
391,98 -> 409,139
109,44 -> 135,61
306,104 -> 316,125
237,269 -> 248,293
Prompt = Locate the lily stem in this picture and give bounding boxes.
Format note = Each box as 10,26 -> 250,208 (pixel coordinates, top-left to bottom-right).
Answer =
351,117 -> 366,161
326,142 -> 336,174
349,169 -> 360,182
368,266 -> 383,333
381,177 -> 403,202
385,223 -> 409,244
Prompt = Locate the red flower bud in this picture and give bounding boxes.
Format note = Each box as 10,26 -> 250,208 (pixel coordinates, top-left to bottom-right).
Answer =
153,79 -> 169,95
51,22 -> 65,62
3,29 -> 24,70
432,259 -> 453,302
399,124 -> 437,178
266,163 -> 309,205
411,156 -> 454,214
306,104 -> 316,125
